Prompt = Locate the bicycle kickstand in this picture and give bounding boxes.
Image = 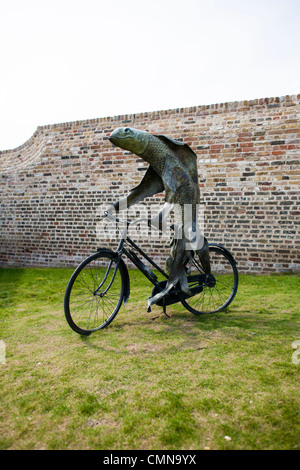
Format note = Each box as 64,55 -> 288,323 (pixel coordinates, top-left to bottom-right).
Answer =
147,299 -> 170,318
162,298 -> 170,318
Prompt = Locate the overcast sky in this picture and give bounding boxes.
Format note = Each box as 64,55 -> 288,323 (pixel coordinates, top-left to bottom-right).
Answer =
0,0 -> 299,150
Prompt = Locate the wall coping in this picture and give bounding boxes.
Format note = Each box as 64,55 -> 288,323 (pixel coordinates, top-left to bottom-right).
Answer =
1,94 -> 299,155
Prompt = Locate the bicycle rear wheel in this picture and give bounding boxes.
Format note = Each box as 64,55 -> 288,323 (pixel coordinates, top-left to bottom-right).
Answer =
181,246 -> 238,315
64,249 -> 127,335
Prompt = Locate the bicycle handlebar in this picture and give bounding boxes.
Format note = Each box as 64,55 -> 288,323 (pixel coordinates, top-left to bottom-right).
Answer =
104,211 -> 150,227
104,210 -> 131,225
104,211 -> 176,234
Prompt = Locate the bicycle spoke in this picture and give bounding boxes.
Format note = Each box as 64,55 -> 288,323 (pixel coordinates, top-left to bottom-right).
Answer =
65,251 -> 125,334
181,247 -> 238,315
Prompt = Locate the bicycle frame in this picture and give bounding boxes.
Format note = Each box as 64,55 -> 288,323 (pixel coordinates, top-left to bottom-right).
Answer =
103,212 -> 208,312
64,213 -> 239,335
107,212 -> 168,285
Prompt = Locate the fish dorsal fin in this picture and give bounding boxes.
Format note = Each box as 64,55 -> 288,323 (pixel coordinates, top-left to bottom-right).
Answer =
154,135 -> 197,159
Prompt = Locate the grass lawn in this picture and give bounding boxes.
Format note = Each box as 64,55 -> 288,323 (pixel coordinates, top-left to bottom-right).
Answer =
0,266 -> 299,450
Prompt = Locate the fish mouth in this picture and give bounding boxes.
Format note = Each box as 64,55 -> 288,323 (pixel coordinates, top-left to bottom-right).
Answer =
108,135 -> 117,144
109,135 -> 131,142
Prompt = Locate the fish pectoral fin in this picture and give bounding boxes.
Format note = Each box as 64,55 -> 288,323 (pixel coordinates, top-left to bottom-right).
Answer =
162,155 -> 190,193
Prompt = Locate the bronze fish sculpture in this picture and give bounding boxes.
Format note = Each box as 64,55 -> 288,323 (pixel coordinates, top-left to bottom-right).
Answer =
108,127 -> 210,310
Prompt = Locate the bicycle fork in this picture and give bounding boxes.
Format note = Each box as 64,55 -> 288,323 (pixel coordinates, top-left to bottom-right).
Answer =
92,257 -> 120,297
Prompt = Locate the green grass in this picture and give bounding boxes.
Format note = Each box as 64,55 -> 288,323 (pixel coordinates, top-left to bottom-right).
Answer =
0,266 -> 299,450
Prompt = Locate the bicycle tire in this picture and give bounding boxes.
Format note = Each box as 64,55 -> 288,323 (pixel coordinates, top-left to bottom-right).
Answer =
181,246 -> 238,315
64,249 -> 127,335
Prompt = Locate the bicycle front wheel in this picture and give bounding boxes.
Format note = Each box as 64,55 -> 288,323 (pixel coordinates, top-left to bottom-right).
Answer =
181,246 -> 238,315
64,249 -> 127,335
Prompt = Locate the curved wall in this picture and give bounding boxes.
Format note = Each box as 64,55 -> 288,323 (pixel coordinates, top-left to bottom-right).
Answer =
1,95 -> 299,272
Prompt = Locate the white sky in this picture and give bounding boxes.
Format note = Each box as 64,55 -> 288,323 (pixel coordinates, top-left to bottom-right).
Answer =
0,0 -> 299,150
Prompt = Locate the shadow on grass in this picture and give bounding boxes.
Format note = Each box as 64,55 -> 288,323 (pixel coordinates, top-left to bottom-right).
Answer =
78,298 -> 293,358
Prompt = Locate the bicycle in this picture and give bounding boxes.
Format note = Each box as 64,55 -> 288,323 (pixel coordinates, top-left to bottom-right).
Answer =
64,212 -> 239,335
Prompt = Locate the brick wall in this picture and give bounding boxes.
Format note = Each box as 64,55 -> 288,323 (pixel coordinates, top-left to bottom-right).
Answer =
0,95 -> 299,273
